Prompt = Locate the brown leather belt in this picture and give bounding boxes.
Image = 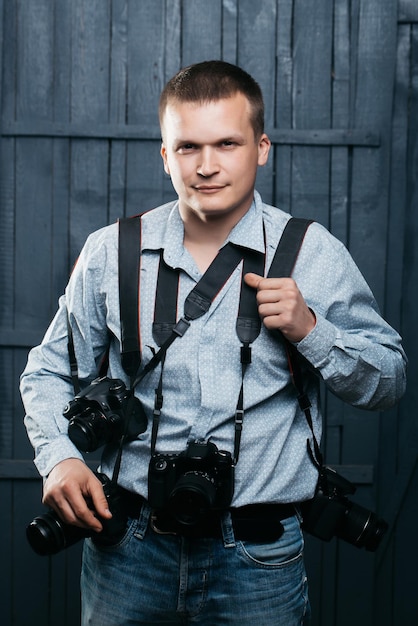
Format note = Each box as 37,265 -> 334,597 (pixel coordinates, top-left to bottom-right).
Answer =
118,488 -> 296,542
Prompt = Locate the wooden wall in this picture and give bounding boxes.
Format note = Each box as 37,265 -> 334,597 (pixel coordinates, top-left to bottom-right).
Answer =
0,1 -> 416,624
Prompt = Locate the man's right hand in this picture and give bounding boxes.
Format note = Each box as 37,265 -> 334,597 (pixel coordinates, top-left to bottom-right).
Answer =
42,458 -> 112,533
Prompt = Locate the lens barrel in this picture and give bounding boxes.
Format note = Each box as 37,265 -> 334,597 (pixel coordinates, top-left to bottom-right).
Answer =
26,510 -> 90,556
169,471 -> 217,525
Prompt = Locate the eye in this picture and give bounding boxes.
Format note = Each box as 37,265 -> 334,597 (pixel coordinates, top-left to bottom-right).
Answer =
177,143 -> 197,153
220,140 -> 236,149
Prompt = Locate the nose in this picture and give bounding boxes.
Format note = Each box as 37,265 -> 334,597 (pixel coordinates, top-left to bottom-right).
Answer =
196,146 -> 220,177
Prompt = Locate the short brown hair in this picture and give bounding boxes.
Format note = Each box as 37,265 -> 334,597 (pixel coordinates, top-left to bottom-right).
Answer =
159,60 -> 265,139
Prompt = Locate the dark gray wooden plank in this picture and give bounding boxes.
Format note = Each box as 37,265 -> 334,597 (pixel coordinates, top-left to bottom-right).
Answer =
127,0 -> 165,128
15,139 -> 53,330
0,137 -> 15,333
69,0 -> 112,254
51,139 -> 72,307
274,0 -> 294,211
385,24 -> 409,329
399,0 -> 418,22
126,0 -> 167,212
222,0 -> 238,64
2,120 -> 381,145
238,0 -> 277,204
0,349 -> 13,460
291,0 -> 333,226
53,0 -> 72,122
109,0 -> 128,125
70,0 -> 111,124
0,0 -> 15,122
0,482 -> 13,625
0,0 -> 3,131
330,0 -> 351,246
50,1 -> 72,302
182,0 -> 222,66
13,481 -> 55,625
69,139 -> 110,260
376,23 -> 418,624
348,0 -> 398,305
108,1 -> 129,221
392,463 -> 418,624
163,0 -> 181,82
16,0 -> 54,121
377,25 -> 411,585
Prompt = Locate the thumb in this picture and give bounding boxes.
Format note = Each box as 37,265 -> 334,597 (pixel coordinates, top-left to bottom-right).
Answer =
90,475 -> 113,519
244,272 -> 263,289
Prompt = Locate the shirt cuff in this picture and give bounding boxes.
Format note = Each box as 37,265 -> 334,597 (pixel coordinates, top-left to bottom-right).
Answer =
294,312 -> 338,369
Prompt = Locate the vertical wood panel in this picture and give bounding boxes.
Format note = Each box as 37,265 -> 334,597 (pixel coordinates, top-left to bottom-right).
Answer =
182,0 -> 222,66
69,0 -> 111,257
238,0 -> 276,204
222,0 -> 238,64
349,0 -> 397,304
274,0 -> 294,212
291,0 -> 333,226
16,0 -> 54,121
330,0 -> 351,246
125,0 -> 167,213
108,1 -> 128,221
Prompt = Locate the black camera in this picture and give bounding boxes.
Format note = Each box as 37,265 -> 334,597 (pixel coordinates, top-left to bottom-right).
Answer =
63,376 -> 147,452
301,466 -> 388,551
148,440 -> 235,526
26,472 -> 127,556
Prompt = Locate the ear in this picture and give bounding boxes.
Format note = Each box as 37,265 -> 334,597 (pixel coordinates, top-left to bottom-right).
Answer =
160,143 -> 170,175
257,134 -> 271,166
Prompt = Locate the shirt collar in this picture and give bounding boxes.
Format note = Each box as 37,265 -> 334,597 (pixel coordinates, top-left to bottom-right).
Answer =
141,190 -> 266,268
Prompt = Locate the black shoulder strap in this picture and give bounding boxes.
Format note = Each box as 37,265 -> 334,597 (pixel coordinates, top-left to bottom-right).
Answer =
268,217 -> 323,468
267,217 -> 313,278
67,216 -> 314,389
117,215 -> 313,377
118,215 -> 142,378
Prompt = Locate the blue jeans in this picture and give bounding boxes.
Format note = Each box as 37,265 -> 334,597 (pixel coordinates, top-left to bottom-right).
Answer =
81,503 -> 310,625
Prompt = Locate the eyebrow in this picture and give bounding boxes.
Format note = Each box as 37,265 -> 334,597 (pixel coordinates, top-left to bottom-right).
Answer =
173,134 -> 246,148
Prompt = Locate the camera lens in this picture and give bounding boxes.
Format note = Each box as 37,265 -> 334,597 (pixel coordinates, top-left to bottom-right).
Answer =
169,471 -> 217,526
67,412 -> 110,452
26,510 -> 89,556
336,502 -> 388,551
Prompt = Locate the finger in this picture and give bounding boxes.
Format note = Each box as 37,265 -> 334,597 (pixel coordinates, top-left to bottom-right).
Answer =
243,272 -> 263,289
90,478 -> 113,522
44,490 -> 99,530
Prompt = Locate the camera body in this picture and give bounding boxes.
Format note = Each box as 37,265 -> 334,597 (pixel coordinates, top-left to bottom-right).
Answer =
148,440 -> 235,526
26,472 -> 127,556
301,466 -> 388,551
63,376 -> 147,452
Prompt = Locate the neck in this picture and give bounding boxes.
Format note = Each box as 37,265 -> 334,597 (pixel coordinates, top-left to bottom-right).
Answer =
181,213 -> 240,273
180,202 -> 253,272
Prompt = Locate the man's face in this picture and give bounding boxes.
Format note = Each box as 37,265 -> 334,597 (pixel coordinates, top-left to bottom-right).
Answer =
160,93 -> 271,224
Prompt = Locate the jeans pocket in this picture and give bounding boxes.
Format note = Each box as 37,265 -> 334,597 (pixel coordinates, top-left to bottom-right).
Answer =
90,516 -> 138,550
237,515 -> 304,567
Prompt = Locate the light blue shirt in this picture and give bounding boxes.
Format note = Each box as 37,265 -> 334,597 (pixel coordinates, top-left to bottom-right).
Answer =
20,191 -> 406,506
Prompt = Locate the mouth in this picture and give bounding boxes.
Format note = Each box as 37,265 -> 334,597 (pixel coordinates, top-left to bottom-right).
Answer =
193,185 -> 226,194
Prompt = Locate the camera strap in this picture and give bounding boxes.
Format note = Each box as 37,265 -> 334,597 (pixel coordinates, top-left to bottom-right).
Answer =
147,243 -> 246,456
67,213 -> 318,470
265,218 -> 323,470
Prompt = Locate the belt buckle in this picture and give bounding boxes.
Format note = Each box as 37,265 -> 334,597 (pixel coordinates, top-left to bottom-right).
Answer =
150,511 -> 178,536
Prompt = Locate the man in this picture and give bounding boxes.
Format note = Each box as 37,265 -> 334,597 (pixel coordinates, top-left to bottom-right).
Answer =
21,60 -> 406,625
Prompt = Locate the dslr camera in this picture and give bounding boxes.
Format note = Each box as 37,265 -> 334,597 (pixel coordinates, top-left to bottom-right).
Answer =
63,376 -> 147,452
148,440 -> 235,526
26,472 -> 127,556
301,466 -> 388,551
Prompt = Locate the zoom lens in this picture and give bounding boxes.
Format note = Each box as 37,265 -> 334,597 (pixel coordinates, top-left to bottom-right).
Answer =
26,510 -> 90,556
169,471 -> 217,526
